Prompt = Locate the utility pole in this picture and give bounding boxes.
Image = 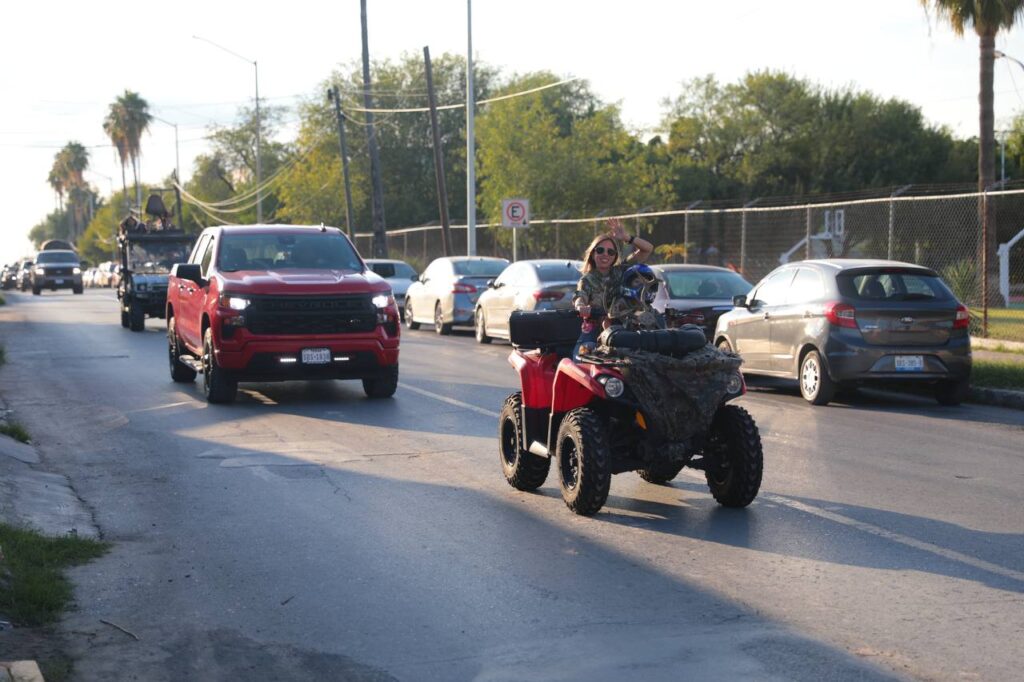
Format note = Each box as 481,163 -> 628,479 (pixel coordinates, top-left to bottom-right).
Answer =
254,60 -> 263,223
327,87 -> 356,239
360,0 -> 388,257
466,0 -> 476,256
424,46 -> 452,256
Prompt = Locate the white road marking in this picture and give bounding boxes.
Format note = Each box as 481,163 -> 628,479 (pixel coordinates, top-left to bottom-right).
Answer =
398,382 -> 501,418
126,401 -> 194,414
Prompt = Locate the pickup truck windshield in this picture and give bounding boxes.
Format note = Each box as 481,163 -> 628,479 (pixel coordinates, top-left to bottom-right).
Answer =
219,233 -> 363,272
35,251 -> 79,265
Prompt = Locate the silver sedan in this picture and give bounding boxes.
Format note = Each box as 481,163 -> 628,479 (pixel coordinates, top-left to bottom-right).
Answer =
474,259 -> 582,343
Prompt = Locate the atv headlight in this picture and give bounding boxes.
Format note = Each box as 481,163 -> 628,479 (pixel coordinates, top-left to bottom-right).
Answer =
726,372 -> 743,395
598,375 -> 625,398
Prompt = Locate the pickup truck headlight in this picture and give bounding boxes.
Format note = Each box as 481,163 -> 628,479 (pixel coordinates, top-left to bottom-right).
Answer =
73,267 -> 81,275
372,294 -> 392,309
218,293 -> 251,310
34,267 -> 45,275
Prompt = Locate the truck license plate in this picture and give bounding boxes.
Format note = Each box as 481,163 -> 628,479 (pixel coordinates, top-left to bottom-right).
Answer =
55,279 -> 65,284
301,348 -> 331,364
895,355 -> 923,372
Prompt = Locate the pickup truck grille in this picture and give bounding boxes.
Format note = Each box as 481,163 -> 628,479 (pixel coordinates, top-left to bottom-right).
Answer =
246,294 -> 377,335
44,267 -> 75,276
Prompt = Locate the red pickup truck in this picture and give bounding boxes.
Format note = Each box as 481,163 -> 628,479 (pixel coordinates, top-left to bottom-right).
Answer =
166,225 -> 401,403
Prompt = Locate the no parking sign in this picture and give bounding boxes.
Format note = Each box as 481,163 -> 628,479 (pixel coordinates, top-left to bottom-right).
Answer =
501,199 -> 530,228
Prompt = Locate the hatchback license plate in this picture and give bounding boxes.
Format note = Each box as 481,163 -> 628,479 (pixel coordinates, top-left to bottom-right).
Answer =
301,348 -> 331,364
895,355 -> 923,372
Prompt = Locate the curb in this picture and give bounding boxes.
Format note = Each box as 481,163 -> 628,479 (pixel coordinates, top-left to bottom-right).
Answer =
969,385 -> 1024,410
971,336 -> 1024,352
0,661 -> 45,682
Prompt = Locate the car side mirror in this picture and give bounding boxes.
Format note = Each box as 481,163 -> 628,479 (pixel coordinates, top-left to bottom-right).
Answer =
410,274 -> 418,282
486,279 -> 496,288
172,263 -> 206,287
732,294 -> 748,308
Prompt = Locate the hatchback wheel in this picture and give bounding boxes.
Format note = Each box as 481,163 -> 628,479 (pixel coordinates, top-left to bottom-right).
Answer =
799,349 -> 835,405
404,300 -> 420,330
434,302 -> 452,335
475,308 -> 491,344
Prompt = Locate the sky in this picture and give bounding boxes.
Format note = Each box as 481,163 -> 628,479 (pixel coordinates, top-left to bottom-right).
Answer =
4,0 -> 1024,263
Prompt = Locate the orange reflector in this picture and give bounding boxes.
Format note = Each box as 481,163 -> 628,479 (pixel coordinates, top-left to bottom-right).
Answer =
635,411 -> 647,429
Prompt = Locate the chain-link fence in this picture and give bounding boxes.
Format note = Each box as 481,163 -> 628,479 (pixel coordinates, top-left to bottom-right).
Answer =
354,187 -> 1024,341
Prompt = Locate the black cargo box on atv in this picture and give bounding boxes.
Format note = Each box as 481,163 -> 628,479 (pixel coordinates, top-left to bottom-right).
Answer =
509,309 -> 581,351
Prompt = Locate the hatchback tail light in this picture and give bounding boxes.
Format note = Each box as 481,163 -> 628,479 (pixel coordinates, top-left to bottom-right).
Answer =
452,282 -> 477,294
953,304 -> 970,330
824,301 -> 857,329
532,289 -> 564,302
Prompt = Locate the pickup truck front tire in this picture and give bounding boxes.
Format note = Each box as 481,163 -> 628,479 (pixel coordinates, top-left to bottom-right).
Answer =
202,327 -> 237,403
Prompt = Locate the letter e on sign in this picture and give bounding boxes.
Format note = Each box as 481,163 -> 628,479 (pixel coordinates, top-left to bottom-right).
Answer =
501,199 -> 530,228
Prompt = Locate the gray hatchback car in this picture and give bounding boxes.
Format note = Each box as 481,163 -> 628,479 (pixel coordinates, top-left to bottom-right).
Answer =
714,259 -> 971,406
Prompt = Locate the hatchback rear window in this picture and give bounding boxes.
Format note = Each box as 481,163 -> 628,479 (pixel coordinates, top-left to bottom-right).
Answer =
837,270 -> 954,302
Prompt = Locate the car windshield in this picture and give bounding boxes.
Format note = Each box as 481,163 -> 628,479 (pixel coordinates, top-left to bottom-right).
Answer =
663,270 -> 752,299
453,260 -> 508,277
219,233 -> 362,272
35,251 -> 79,265
837,270 -> 955,302
127,242 -> 192,273
535,261 -> 583,282
370,262 -> 417,279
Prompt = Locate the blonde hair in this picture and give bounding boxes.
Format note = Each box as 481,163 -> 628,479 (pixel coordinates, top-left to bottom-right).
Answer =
581,233 -> 621,274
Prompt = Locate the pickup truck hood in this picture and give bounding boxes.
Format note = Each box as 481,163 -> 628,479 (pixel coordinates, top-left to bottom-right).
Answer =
218,269 -> 389,295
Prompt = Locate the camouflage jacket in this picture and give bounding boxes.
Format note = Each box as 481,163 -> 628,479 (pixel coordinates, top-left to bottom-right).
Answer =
575,265 -> 646,324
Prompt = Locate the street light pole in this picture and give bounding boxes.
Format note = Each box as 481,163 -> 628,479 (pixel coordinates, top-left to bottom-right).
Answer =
466,0 -> 476,256
150,114 -> 180,186
193,35 -> 262,223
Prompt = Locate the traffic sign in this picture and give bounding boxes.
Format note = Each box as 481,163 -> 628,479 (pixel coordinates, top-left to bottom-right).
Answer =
501,199 -> 530,228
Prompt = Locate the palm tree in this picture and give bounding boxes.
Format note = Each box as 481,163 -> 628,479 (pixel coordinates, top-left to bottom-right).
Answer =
104,90 -> 152,213
922,1 -> 1024,312
50,142 -> 90,238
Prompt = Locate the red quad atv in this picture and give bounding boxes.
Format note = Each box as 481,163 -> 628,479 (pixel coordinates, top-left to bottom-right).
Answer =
499,309 -> 763,516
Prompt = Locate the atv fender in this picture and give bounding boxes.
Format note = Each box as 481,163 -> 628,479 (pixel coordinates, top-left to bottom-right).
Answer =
552,359 -> 606,413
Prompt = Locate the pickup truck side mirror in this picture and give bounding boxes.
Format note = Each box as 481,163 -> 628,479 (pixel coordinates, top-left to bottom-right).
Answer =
732,294 -> 749,308
172,263 -> 206,287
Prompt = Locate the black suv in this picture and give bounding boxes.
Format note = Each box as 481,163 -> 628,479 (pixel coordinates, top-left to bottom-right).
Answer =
30,250 -> 83,295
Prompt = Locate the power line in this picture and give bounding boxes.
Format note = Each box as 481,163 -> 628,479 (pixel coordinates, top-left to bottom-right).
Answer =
341,77 -> 581,114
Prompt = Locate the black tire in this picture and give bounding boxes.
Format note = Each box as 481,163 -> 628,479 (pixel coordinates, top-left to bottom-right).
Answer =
363,366 -> 399,399
434,302 -> 452,335
129,301 -> 145,332
202,327 -> 237,404
73,285 -> 83,294
555,408 -> 611,516
32,286 -> 40,296
499,392 -> 550,491
475,308 -> 492,344
935,378 -> 970,406
167,318 -> 197,383
120,309 -> 130,328
405,300 -> 420,330
637,459 -> 686,485
704,404 -> 763,508
799,349 -> 835,405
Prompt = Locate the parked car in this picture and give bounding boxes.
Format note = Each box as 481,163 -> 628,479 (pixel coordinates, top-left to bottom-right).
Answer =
166,224 -> 400,403
364,259 -> 418,319
1,262 -> 19,290
404,256 -> 509,334
17,260 -> 33,291
473,259 -> 583,343
29,249 -> 83,295
82,267 -> 99,287
654,264 -> 753,340
714,259 -> 971,406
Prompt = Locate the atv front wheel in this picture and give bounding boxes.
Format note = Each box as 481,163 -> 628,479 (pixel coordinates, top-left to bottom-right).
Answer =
499,392 -> 549,491
704,404 -> 762,507
555,408 -> 611,516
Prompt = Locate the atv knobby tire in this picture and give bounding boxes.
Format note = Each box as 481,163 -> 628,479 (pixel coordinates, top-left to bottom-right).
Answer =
637,459 -> 685,485
555,407 -> 611,516
704,404 -> 762,507
498,392 -> 550,491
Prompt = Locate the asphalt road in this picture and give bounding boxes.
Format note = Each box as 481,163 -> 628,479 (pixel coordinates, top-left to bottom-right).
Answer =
1,288 -> 1022,681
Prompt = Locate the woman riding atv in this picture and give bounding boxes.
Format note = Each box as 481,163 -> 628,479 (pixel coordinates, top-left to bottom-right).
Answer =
572,219 -> 655,358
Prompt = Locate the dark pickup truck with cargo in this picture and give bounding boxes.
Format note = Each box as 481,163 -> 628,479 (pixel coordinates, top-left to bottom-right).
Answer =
165,224 -> 401,403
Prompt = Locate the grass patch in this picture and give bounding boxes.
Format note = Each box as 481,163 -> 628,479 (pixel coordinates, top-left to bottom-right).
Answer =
972,307 -> 1024,342
0,420 -> 30,443
0,343 -> 6,366
0,292 -> 6,305
0,523 -> 109,626
972,359 -> 1024,391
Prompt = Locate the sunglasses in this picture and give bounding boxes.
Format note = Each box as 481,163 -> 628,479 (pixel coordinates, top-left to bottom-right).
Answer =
594,246 -> 617,257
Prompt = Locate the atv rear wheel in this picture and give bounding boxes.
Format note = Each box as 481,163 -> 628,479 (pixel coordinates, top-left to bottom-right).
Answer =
637,459 -> 685,485
704,404 -> 762,507
555,408 -> 611,516
499,392 -> 549,491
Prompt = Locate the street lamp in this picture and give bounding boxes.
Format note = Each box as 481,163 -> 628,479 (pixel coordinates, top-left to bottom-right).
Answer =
149,113 -> 180,187
193,35 -> 262,223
